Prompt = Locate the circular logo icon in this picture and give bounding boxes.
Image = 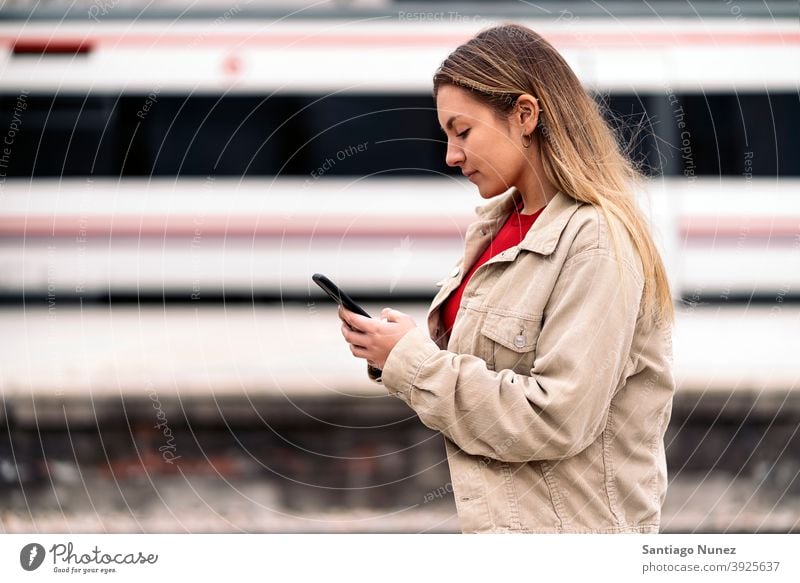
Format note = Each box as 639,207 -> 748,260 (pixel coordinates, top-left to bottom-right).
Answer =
20,543 -> 46,571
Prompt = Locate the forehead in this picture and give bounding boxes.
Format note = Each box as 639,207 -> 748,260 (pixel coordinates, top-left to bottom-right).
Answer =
436,85 -> 488,123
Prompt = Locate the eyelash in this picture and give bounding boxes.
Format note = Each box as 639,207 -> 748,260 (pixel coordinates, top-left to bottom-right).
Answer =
457,129 -> 470,139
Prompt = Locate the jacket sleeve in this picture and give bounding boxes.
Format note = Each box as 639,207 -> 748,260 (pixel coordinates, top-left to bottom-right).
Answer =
380,248 -> 644,462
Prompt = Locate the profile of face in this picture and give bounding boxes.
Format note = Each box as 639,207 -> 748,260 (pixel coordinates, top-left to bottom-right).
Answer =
436,84 -> 539,200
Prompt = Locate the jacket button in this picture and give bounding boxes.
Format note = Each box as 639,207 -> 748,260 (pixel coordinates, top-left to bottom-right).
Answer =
514,335 -> 525,349
450,267 -> 460,277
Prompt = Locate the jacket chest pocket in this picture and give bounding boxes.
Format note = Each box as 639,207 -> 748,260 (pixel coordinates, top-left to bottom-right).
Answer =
479,311 -> 542,375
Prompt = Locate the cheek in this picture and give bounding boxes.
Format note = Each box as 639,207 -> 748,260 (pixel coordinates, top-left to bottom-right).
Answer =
490,144 -> 524,178
477,146 -> 521,194
481,151 -> 515,181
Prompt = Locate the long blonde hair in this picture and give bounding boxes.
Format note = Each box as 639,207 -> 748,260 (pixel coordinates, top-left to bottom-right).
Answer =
433,23 -> 674,328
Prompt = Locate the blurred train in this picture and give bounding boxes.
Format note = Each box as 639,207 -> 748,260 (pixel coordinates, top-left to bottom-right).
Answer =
1,7 -> 799,535
0,13 -> 798,303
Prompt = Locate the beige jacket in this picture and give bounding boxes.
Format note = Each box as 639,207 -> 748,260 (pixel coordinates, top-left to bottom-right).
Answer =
372,188 -> 675,533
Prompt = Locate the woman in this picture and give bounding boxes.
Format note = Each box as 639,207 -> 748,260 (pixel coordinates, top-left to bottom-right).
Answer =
338,23 -> 675,533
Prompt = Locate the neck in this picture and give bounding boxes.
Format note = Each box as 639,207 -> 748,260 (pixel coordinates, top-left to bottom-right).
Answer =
517,181 -> 557,215
516,149 -> 559,214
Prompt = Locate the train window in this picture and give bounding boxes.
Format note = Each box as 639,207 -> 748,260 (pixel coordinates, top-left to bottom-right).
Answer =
0,94 -> 447,178
0,94 -> 119,176
675,93 -> 799,178
282,95 -> 444,178
600,92 -> 799,178
0,92 -> 796,177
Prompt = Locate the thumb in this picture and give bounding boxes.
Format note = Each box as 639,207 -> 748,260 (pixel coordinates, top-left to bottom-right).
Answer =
384,308 -> 404,322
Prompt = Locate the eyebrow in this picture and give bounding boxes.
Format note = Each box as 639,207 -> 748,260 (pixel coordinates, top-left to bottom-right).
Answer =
439,115 -> 462,134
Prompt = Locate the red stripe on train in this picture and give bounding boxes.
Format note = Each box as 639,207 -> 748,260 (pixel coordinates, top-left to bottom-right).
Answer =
0,216 -> 472,239
2,216 -> 800,242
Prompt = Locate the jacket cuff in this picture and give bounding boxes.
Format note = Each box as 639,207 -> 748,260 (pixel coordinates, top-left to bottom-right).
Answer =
381,327 -> 440,401
367,363 -> 383,383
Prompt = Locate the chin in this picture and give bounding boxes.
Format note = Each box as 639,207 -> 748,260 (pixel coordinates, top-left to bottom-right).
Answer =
478,183 -> 506,199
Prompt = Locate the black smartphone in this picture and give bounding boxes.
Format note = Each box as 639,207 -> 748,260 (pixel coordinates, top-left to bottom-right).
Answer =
313,273 -> 383,381
312,273 -> 371,318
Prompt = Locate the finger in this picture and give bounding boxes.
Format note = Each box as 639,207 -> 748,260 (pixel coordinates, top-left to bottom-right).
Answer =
350,344 -> 370,359
342,309 -> 375,333
339,305 -> 358,328
339,308 -> 355,331
339,307 -> 359,332
341,322 -> 369,345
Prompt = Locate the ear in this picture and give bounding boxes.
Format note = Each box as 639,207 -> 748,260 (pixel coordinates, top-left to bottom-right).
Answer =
513,93 -> 541,135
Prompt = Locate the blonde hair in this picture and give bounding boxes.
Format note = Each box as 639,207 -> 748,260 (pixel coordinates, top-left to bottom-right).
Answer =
433,23 -> 674,328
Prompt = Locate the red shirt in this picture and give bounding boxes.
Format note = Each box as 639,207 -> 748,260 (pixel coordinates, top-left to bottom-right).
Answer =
442,198 -> 545,333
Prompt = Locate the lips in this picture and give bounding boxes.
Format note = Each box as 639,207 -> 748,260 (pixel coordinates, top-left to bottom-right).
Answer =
463,170 -> 478,178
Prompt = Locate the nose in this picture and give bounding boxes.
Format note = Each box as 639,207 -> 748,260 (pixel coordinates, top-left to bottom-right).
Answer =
445,140 -> 465,168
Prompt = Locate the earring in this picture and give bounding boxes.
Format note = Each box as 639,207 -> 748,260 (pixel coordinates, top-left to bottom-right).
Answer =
521,132 -> 533,148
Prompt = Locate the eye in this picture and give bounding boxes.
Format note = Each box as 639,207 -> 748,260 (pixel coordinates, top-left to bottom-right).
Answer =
457,129 -> 470,139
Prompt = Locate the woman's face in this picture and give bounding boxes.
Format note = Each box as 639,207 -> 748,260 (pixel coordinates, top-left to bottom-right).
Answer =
436,84 -> 530,200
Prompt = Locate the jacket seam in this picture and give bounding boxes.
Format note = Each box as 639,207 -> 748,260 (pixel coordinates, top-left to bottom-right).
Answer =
649,408 -> 668,506
603,402 -> 624,527
501,462 -> 523,530
563,246 -> 644,289
470,304 -> 543,320
406,340 -> 439,406
539,461 -> 567,529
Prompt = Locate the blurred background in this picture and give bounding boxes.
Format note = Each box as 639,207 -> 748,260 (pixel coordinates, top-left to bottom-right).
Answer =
0,0 -> 798,533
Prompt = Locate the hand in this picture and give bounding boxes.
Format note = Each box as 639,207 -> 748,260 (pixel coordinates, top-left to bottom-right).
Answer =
338,306 -> 417,370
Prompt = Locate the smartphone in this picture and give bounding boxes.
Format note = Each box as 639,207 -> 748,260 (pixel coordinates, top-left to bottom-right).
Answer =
312,273 -> 371,318
313,273 -> 383,382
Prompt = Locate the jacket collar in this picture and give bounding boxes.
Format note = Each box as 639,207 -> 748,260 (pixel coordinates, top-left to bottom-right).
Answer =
474,187 -> 584,256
